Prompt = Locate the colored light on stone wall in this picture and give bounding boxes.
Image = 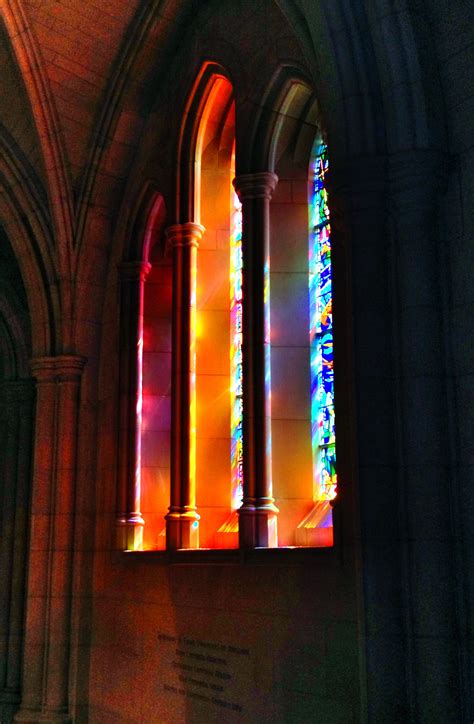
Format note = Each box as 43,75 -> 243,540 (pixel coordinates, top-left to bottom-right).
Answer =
309,144 -> 337,501
190,253 -> 198,499
136,333 -> 143,489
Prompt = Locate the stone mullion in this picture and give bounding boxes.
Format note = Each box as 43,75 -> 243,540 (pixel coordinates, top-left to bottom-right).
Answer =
166,223 -> 204,550
116,261 -> 151,551
233,172 -> 279,548
328,157 -> 412,720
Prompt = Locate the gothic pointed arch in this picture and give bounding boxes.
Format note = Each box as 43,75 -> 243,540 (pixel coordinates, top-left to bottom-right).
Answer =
177,61 -> 234,222
114,181 -> 169,551
365,0 -> 447,150
0,0 -> 75,347
0,126 -> 58,356
0,270 -> 29,380
246,64 -> 319,173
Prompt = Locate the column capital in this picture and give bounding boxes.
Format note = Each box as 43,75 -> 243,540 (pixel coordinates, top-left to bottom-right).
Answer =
233,172 -> 278,200
165,222 -> 205,249
118,260 -> 152,282
30,355 -> 87,383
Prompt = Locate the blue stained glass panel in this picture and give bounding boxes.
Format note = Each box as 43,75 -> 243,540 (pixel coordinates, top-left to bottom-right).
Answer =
309,143 -> 337,501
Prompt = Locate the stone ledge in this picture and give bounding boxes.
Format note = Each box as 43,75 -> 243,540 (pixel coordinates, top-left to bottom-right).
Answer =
117,544 -> 337,567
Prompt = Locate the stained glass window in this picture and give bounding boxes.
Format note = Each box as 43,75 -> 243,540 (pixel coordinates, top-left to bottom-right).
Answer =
309,143 -> 337,501
230,184 -> 244,509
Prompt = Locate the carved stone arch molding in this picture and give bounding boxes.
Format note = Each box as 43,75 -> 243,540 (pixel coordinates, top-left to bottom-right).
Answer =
113,182 -> 168,551
0,130 -> 57,358
275,0 -> 446,157
245,64 -> 319,174
109,179 -> 168,268
177,61 -> 233,223
0,0 -> 75,348
73,2 -> 165,251
128,184 -> 167,265
0,282 -> 30,380
154,0 -> 386,173
271,1 -> 381,161
364,0 -> 447,151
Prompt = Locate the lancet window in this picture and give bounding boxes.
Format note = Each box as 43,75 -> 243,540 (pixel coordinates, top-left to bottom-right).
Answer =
118,72 -> 339,552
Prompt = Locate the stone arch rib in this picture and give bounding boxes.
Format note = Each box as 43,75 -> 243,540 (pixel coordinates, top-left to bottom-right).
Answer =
1,0 -> 74,348
73,1 -> 163,254
0,124 -> 58,357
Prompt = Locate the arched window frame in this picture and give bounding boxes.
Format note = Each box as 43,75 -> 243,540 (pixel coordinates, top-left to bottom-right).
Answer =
165,63 -> 242,550
115,188 -> 167,552
258,74 -> 340,548
118,67 -> 345,554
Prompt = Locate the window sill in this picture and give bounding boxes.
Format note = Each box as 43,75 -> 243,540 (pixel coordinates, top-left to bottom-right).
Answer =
116,545 -> 336,567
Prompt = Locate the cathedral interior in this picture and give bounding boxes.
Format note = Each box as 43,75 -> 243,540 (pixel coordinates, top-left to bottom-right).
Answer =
0,1 -> 473,721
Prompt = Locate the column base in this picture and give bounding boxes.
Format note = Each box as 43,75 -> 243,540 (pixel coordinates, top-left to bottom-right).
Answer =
165,510 -> 200,550
238,503 -> 278,548
115,516 -> 144,551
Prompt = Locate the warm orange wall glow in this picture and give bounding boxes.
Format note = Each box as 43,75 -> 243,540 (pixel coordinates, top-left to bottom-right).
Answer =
141,248 -> 172,549
194,76 -> 236,548
269,176 -> 315,546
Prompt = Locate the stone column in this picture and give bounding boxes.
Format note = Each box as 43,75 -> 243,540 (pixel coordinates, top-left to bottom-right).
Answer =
165,223 -> 204,550
116,260 -> 151,551
0,380 -> 34,723
328,156 -> 411,718
388,149 -> 459,720
233,172 -> 279,547
15,356 -> 85,724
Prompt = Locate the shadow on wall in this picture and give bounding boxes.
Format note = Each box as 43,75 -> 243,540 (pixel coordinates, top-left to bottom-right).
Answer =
0,227 -> 34,724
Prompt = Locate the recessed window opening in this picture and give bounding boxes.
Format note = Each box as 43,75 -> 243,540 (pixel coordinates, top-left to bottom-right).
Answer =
134,77 -> 337,552
269,82 -> 335,547
193,76 -> 241,548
